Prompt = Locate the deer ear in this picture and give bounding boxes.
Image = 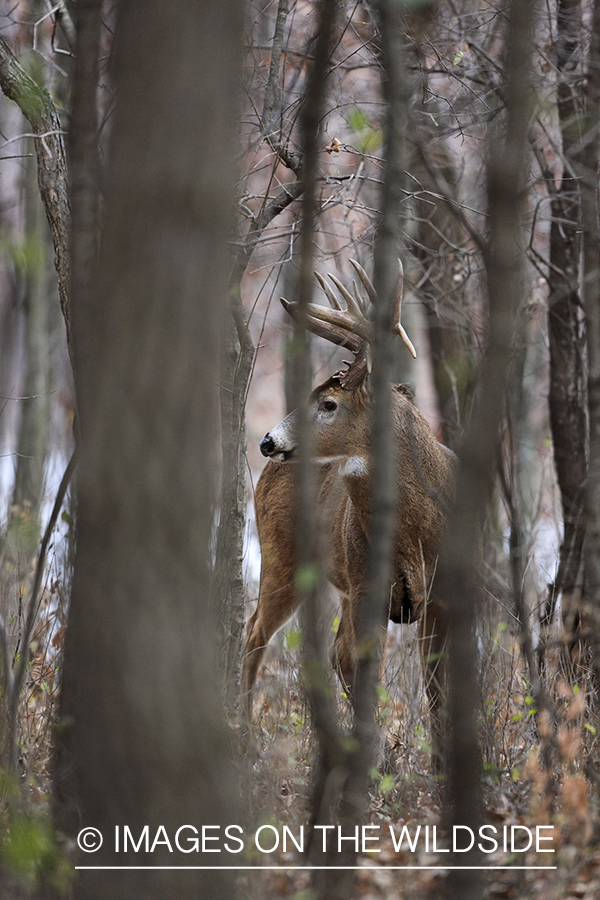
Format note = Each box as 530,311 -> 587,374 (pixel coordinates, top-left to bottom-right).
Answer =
395,382 -> 415,403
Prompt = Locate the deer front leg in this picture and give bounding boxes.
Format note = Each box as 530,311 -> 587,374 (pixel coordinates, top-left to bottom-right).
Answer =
330,592 -> 359,700
330,583 -> 391,703
243,460 -> 300,719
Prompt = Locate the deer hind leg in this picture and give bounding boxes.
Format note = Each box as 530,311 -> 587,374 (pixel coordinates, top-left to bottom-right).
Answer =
418,601 -> 448,772
241,572 -> 300,719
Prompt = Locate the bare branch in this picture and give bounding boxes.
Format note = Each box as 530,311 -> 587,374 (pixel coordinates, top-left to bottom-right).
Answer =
262,0 -> 292,138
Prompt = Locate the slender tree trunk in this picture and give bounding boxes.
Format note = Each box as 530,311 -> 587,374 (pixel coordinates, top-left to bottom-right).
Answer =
501,333 -> 539,690
0,37 -> 71,364
335,0 -> 410,852
8,140 -> 51,559
579,0 -> 600,687
289,1 -> 348,890
214,0 -> 301,702
283,256 -> 302,415
412,142 -> 474,450
213,319 -> 252,706
440,2 -> 534,898
541,0 -> 587,652
304,5 -> 414,899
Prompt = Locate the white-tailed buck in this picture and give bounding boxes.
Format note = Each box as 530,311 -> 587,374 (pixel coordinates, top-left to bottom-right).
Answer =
242,259 -> 456,764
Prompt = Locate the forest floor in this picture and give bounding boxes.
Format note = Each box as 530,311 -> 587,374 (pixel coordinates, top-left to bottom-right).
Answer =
2,597 -> 600,899
238,617 -> 600,900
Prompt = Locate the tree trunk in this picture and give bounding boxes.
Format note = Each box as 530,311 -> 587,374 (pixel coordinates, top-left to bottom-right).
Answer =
332,4 -> 411,898
213,320 -> 252,707
67,0 -> 102,394
0,37 -> 71,365
440,2 -> 534,898
579,0 -> 600,689
290,1 -> 347,891
213,0 -> 302,704
412,143 -> 474,450
54,3 -> 242,899
8,136 -> 51,560
542,0 -> 587,650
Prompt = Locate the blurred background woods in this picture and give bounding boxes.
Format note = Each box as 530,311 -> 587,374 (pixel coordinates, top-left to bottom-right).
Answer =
0,0 -> 599,899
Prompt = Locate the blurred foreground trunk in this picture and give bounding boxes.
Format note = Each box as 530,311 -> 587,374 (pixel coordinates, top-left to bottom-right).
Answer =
299,5 -> 415,900
440,2 -> 534,899
54,3 -> 242,899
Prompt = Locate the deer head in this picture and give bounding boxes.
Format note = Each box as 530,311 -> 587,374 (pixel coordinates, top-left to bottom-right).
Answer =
259,259 -> 416,462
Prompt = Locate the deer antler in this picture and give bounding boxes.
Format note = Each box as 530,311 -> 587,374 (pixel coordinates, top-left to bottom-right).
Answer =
348,258 -> 417,359
280,258 -> 417,361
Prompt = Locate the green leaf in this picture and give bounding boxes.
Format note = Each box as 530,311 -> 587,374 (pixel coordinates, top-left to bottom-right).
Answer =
295,563 -> 320,593
284,627 -> 302,652
378,774 -> 395,795
347,107 -> 370,133
346,107 -> 381,153
376,684 -> 391,703
341,735 -> 359,754
416,737 -> 432,754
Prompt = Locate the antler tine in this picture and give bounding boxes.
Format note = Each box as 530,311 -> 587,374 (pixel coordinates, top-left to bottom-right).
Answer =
349,258 -> 377,305
304,302 -> 370,342
327,273 -> 369,328
280,298 -> 362,353
392,258 -> 417,359
280,257 -> 416,360
352,280 -> 370,318
315,271 -> 343,311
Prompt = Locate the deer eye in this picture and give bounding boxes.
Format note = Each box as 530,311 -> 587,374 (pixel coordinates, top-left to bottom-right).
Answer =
321,399 -> 337,413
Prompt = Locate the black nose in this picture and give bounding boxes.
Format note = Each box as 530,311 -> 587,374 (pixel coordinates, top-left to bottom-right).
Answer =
260,434 -> 275,457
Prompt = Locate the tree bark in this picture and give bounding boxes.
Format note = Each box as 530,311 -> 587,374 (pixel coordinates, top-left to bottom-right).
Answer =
440,2 -> 534,898
0,37 -> 71,366
579,0 -> 600,688
323,4 -> 412,898
214,0 -> 300,702
8,135 -> 51,558
288,1 -> 347,889
542,0 -> 587,648
54,3 -> 242,899
68,0 -> 102,394
213,322 -> 251,706
412,143 -> 474,450
300,6 -> 414,899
